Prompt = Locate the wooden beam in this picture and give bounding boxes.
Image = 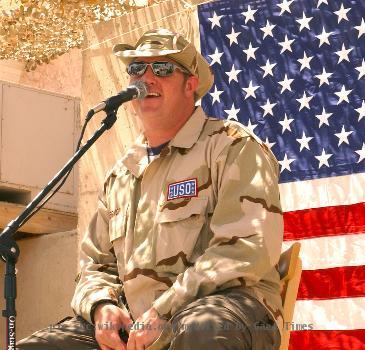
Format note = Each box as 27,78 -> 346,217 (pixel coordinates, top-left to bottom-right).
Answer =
0,201 -> 77,235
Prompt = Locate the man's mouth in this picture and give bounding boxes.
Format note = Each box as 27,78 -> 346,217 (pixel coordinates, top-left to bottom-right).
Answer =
146,92 -> 161,98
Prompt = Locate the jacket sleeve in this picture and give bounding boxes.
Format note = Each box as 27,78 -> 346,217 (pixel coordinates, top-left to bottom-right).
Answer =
152,135 -> 283,318
71,190 -> 124,323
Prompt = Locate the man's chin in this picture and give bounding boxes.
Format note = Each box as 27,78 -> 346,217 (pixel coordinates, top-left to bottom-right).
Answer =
135,109 -> 160,123
138,105 -> 162,117
138,98 -> 163,113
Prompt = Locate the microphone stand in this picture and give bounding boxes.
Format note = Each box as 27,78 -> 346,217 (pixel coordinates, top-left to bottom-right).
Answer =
0,109 -> 118,349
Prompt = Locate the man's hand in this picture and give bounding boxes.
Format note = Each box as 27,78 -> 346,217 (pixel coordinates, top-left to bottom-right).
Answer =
127,307 -> 167,350
94,303 -> 133,350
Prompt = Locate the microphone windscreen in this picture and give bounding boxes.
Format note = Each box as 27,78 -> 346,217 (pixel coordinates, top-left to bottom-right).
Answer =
131,81 -> 148,99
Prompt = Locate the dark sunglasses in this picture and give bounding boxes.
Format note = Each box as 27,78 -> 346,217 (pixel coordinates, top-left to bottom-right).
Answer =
127,61 -> 190,77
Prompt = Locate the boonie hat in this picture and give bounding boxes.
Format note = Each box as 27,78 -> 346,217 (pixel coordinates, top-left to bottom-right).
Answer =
112,28 -> 214,100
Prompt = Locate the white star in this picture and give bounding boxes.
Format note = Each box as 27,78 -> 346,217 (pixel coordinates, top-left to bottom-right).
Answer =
224,103 -> 240,121
260,59 -> 277,77
315,107 -> 333,127
335,125 -> 353,146
278,153 -> 295,173
355,143 -> 365,163
208,11 -> 224,29
242,81 -> 260,99
355,18 -> 365,38
264,137 -> 276,150
278,35 -> 295,53
316,27 -> 333,47
355,100 -> 365,121
315,67 -> 333,86
260,20 -> 276,39
317,0 -> 328,7
296,131 -> 314,151
334,4 -> 351,23
243,42 -> 259,61
315,149 -> 333,168
334,85 -> 352,104
279,113 -> 294,133
226,28 -> 241,46
296,12 -> 313,31
260,99 -> 277,117
278,74 -> 294,93
245,119 -> 258,133
241,5 -> 257,24
225,65 -> 242,84
277,0 -> 294,15
208,48 -> 223,66
209,86 -> 224,104
296,92 -> 313,111
356,59 -> 365,79
335,43 -> 353,64
297,51 -> 313,71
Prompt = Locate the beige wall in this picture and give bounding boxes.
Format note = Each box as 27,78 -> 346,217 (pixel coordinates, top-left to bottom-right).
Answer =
0,231 -> 78,346
0,48 -> 82,98
0,48 -> 82,346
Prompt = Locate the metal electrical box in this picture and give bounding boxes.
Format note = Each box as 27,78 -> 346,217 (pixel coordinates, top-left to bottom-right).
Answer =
0,81 -> 80,214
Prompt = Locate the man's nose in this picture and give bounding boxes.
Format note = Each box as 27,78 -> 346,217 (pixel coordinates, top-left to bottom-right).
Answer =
140,65 -> 156,83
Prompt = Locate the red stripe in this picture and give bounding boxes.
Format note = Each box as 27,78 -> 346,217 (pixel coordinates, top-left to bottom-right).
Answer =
289,330 -> 365,350
283,202 -> 365,241
297,266 -> 365,300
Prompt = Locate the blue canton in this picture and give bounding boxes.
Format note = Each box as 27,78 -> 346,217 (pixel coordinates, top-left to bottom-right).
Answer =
198,0 -> 365,183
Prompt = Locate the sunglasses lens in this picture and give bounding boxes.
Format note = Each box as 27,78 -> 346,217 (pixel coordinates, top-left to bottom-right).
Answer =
127,62 -> 147,76
127,61 -> 186,77
151,62 -> 174,76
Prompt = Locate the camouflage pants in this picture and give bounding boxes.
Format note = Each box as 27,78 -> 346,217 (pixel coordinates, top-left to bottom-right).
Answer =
17,288 -> 281,350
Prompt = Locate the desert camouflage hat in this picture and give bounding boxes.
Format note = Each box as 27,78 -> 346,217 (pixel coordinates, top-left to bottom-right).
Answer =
112,28 -> 214,100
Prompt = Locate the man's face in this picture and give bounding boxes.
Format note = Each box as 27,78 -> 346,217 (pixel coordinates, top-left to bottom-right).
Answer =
129,56 -> 198,124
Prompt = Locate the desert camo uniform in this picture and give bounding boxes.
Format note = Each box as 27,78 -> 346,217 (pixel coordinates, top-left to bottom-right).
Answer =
71,106 -> 284,338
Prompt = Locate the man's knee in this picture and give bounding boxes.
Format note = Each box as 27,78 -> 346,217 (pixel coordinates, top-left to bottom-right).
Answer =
17,334 -> 55,349
170,327 -> 249,350
16,317 -> 98,350
170,311 -> 250,350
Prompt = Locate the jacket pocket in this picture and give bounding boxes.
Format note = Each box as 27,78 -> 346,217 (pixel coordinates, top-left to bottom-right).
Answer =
109,211 -> 128,242
154,197 -> 208,269
108,206 -> 129,276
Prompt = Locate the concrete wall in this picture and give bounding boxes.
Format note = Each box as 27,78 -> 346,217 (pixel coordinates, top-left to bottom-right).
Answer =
7,231 -> 78,341
0,48 -> 82,97
0,49 -> 82,346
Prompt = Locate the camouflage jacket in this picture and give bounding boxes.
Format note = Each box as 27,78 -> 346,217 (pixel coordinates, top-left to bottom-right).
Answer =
71,107 -> 284,334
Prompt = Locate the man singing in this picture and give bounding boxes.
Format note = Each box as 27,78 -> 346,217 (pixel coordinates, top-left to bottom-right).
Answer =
18,28 -> 283,350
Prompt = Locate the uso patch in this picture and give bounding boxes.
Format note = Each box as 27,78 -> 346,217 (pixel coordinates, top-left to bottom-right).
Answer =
167,178 -> 198,201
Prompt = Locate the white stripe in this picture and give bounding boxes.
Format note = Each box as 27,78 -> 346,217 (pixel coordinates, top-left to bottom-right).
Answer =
282,233 -> 365,270
292,297 -> 365,330
279,173 -> 365,212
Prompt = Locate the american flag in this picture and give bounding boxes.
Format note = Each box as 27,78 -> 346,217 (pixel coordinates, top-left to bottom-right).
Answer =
198,0 -> 365,348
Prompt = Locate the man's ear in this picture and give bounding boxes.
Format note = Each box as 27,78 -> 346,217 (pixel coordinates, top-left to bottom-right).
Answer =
184,75 -> 199,97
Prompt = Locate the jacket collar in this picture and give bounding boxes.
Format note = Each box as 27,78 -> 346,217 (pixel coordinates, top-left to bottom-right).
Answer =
121,107 -> 207,178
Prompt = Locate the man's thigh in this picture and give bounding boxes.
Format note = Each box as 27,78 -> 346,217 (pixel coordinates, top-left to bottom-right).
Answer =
16,316 -> 99,350
169,288 -> 281,350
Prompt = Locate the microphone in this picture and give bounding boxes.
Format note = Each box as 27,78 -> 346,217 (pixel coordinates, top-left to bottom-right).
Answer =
87,81 -> 148,119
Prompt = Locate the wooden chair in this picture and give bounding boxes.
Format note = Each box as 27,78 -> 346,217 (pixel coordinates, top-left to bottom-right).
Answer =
278,242 -> 302,350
